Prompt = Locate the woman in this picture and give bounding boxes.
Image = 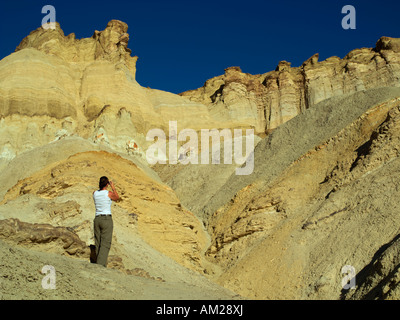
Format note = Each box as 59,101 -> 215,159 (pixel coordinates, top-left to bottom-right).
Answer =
93,176 -> 120,267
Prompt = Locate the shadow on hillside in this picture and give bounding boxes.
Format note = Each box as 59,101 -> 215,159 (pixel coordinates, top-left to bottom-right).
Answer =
340,233 -> 400,300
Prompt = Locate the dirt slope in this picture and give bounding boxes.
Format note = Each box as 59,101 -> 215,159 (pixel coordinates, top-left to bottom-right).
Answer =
155,87 -> 400,299
0,240 -> 239,300
207,91 -> 400,299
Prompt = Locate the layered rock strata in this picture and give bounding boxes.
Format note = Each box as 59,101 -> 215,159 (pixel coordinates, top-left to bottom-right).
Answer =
180,37 -> 400,133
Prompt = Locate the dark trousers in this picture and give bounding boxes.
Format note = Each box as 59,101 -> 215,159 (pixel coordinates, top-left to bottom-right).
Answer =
93,215 -> 113,267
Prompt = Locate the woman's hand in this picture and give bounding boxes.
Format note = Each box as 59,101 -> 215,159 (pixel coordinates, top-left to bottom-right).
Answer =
108,181 -> 120,201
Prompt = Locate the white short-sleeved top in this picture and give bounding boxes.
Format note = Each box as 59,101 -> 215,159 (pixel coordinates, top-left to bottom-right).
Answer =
93,190 -> 112,216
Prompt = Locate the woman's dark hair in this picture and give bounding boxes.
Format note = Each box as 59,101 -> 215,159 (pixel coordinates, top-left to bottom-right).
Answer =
99,176 -> 109,190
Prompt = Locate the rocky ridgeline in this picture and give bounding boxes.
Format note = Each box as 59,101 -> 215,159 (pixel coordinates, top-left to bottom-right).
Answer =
180,37 -> 400,133
16,20 -> 137,74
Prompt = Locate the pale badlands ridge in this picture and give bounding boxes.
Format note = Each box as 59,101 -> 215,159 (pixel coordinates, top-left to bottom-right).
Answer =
1,20 -> 400,299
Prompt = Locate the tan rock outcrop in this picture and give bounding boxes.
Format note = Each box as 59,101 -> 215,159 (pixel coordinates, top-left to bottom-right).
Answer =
15,20 -> 137,75
203,92 -> 400,299
180,37 -> 400,133
0,20 -> 252,166
0,150 -> 209,273
160,87 -> 400,298
0,218 -> 89,257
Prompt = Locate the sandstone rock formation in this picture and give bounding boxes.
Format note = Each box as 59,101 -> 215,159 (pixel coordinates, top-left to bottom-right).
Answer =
180,38 -> 400,133
0,19 -> 258,172
185,90 -> 400,299
0,146 -> 211,274
158,88 -> 400,299
15,20 -> 137,74
2,20 -> 400,300
0,218 -> 89,257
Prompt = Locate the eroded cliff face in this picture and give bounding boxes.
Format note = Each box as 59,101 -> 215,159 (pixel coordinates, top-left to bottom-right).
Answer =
2,20 -> 400,300
1,19 -> 270,173
180,37 -> 400,133
15,20 -> 137,74
195,90 -> 400,299
0,20 -> 216,275
0,20 -> 220,169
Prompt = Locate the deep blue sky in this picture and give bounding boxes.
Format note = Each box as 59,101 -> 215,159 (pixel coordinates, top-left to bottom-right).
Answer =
1,0 -> 399,94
